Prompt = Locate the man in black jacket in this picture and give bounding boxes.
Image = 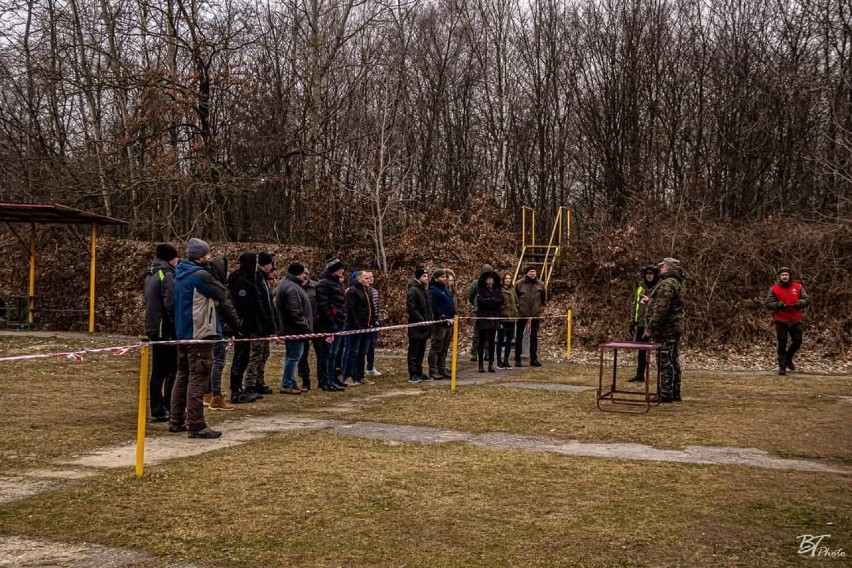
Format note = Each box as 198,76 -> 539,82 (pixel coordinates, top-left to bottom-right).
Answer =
406,268 -> 433,383
276,262 -> 313,395
144,243 -> 179,422
227,252 -> 263,404
316,258 -> 347,391
245,252 -> 277,395
297,269 -> 324,390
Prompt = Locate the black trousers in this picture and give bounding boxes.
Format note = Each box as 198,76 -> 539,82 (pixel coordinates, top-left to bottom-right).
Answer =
149,342 -> 176,418
229,340 -> 251,395
298,337 -> 326,387
477,328 -> 497,363
774,322 -> 803,363
634,326 -> 651,378
407,336 -> 428,378
515,318 -> 540,362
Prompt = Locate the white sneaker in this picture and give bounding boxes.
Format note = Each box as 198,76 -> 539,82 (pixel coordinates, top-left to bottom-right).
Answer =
343,377 -> 359,387
366,368 -> 382,376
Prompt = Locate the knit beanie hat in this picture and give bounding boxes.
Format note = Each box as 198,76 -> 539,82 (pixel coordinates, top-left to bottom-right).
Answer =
258,252 -> 274,266
414,268 -> 427,279
326,258 -> 345,273
525,265 -> 538,275
432,269 -> 447,279
777,266 -> 792,275
186,238 -> 211,261
287,261 -> 306,276
155,243 -> 178,262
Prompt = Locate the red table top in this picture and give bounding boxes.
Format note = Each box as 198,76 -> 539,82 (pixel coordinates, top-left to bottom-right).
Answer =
598,340 -> 662,350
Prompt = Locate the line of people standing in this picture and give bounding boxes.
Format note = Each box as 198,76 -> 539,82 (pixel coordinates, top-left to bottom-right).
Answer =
406,264 -> 546,382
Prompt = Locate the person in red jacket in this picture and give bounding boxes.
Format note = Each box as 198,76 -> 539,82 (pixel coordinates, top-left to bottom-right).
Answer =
764,267 -> 810,375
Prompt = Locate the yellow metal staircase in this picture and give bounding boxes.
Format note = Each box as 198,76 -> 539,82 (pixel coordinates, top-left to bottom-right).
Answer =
514,206 -> 570,291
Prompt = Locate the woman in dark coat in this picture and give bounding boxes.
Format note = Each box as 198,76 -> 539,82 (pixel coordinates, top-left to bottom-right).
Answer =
475,270 -> 503,372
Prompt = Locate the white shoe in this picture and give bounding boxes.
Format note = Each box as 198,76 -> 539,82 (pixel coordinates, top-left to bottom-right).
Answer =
366,368 -> 382,376
343,377 -> 359,387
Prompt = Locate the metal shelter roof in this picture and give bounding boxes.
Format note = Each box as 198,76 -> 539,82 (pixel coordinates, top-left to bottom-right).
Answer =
0,203 -> 128,225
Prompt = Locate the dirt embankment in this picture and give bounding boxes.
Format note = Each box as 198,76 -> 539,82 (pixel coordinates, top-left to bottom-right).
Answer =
1,205 -> 849,358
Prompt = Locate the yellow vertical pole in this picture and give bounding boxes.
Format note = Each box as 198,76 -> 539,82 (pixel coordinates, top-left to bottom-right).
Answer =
450,315 -> 460,392
521,208 -> 527,249
566,309 -> 573,361
136,344 -> 150,478
28,223 -> 36,324
89,224 -> 97,333
531,210 -> 536,246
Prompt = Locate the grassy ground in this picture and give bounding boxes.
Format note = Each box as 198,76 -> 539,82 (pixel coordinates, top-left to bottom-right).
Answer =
1,434 -> 850,567
1,335 -> 851,566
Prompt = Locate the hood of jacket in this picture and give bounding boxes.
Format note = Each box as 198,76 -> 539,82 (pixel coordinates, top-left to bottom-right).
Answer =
207,256 -> 228,284
147,257 -> 174,276
238,251 -> 257,275
175,259 -> 205,281
478,270 -> 501,288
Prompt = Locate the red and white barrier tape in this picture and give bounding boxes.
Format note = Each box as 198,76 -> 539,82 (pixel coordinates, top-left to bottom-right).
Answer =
0,319 -> 451,363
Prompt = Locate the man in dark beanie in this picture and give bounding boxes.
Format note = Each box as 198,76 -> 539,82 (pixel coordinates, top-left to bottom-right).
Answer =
245,251 -> 277,396
765,267 -> 810,375
171,238 -> 233,438
316,257 -> 347,391
144,243 -> 179,422
644,257 -> 684,402
275,261 -> 313,394
428,268 -> 455,379
406,267 -> 432,383
514,265 -> 546,367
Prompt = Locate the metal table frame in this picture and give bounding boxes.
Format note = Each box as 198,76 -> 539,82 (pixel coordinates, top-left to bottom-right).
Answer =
597,340 -> 662,414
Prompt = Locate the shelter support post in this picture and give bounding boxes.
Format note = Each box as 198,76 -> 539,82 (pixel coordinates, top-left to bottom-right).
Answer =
89,224 -> 97,333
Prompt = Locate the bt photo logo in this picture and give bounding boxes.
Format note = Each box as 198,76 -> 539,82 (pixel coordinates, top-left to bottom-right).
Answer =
796,534 -> 846,558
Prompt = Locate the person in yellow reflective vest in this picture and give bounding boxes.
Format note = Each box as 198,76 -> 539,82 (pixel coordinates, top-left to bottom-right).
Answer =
628,265 -> 659,382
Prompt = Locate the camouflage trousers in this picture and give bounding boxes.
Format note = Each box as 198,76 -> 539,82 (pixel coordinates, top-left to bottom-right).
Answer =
658,339 -> 682,401
244,340 -> 270,388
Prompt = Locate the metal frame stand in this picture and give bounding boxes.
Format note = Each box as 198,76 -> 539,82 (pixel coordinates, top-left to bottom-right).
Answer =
596,340 -> 662,414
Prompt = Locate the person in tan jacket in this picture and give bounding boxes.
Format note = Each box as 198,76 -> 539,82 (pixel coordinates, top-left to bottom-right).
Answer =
514,266 -> 546,367
497,272 -> 519,369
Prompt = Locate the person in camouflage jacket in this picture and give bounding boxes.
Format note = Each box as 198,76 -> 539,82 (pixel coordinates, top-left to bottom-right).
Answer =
644,257 -> 684,402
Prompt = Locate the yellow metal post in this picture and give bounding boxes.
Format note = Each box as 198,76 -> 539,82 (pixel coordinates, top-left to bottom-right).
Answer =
136,344 -> 150,478
450,315 -> 459,392
566,309 -> 573,361
89,224 -> 97,333
28,223 -> 35,324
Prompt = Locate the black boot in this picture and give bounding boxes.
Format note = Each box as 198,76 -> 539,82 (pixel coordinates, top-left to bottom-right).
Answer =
778,358 -> 787,376
478,356 -> 485,373
488,359 -> 496,373
786,357 -> 796,371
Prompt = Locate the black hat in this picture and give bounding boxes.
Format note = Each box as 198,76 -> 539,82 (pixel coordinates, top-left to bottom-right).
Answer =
155,244 -> 178,262
642,265 -> 659,275
287,261 -> 306,276
777,266 -> 792,275
524,265 -> 538,274
414,267 -> 427,279
326,258 -> 345,273
258,252 -> 274,266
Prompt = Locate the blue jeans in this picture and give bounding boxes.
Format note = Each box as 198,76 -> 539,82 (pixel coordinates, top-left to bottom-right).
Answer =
366,330 -> 379,370
321,334 -> 342,387
345,332 -> 371,382
497,322 -> 515,364
209,340 -> 228,396
280,340 -> 305,389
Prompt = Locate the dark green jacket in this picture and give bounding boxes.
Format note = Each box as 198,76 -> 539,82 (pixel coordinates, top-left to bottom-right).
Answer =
645,272 -> 684,340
